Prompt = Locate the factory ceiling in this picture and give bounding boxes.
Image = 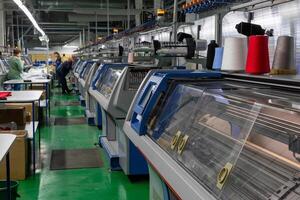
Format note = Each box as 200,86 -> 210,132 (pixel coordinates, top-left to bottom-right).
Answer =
4,0 -> 156,47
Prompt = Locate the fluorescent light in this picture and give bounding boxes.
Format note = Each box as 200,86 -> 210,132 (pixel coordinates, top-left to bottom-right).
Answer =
12,0 -> 46,37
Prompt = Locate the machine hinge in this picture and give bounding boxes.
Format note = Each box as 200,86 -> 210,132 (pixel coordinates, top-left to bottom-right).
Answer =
268,174 -> 300,200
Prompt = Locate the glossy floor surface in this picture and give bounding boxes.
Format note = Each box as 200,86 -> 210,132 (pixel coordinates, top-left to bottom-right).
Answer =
18,87 -> 149,200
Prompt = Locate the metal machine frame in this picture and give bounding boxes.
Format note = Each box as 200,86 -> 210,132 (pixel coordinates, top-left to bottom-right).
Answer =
90,64 -> 156,175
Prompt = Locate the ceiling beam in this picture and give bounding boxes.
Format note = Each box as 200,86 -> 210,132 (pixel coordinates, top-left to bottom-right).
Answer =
39,22 -> 87,26
68,14 -> 135,22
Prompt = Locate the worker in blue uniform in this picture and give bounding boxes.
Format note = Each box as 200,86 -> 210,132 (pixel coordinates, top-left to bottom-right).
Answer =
57,56 -> 74,94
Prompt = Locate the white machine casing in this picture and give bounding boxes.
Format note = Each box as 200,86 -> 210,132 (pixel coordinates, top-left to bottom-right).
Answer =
91,65 -> 157,174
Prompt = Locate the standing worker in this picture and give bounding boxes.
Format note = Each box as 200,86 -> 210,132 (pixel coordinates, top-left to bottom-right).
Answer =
7,48 -> 24,90
53,52 -> 62,86
53,52 -> 62,67
57,56 -> 74,94
53,52 -> 62,74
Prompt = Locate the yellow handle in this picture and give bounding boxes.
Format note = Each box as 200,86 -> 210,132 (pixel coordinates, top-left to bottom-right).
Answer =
171,131 -> 182,150
177,135 -> 189,155
217,163 -> 233,190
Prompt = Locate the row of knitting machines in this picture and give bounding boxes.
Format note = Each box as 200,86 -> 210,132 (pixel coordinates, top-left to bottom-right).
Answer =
72,41 -> 300,200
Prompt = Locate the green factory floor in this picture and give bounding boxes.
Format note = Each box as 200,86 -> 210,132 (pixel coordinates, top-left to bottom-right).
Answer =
18,87 -> 149,200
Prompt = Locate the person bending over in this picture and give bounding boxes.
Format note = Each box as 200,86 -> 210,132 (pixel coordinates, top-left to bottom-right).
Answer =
57,56 -> 74,94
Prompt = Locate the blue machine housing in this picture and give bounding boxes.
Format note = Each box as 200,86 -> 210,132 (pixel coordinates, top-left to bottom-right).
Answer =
130,70 -> 222,135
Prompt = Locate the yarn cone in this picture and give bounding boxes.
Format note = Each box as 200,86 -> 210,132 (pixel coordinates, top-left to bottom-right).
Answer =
271,36 -> 296,75
246,35 -> 270,75
222,37 -> 248,72
212,47 -> 224,71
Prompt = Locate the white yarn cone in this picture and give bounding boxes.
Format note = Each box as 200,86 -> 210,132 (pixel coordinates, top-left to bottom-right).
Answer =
222,37 -> 248,71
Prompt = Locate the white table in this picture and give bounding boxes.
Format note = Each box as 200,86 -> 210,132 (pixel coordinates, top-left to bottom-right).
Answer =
4,79 -> 50,84
0,134 -> 17,200
3,79 -> 52,123
0,90 -> 43,173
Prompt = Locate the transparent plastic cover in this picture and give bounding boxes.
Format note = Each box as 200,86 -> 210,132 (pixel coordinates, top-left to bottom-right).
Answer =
97,67 -> 123,99
147,81 -> 300,200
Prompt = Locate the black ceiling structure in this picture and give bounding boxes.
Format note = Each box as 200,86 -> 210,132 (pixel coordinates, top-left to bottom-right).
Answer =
4,0 -> 156,47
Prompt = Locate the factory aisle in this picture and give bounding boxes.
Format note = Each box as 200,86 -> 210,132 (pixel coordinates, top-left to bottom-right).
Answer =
17,88 -> 149,200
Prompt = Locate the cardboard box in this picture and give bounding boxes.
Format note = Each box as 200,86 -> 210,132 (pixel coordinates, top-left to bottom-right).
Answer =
30,85 -> 45,90
0,106 -> 26,128
0,130 -> 29,180
5,103 -> 39,122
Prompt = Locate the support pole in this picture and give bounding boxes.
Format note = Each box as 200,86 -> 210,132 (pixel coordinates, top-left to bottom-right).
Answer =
79,32 -> 82,47
172,0 -> 178,66
16,15 -> 20,40
11,25 -> 14,48
215,13 -> 224,45
127,0 -> 130,29
88,23 -> 90,44
21,19 -> 24,50
172,0 -> 178,42
82,28 -> 85,46
154,0 -> 161,10
107,0 -> 110,36
135,0 -> 142,26
0,1 -> 5,47
95,13 -> 98,41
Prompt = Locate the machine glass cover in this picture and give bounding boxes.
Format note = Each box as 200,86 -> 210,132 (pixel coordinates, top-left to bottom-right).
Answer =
83,63 -> 93,80
147,82 -> 300,199
147,84 -> 261,198
74,61 -> 80,72
92,64 -> 104,86
73,60 -> 82,71
21,56 -> 32,66
76,61 -> 86,73
0,58 -> 9,70
97,67 -> 123,99
0,60 -> 5,74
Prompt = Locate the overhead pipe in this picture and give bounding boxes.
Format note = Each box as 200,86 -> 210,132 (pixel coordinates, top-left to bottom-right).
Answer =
36,0 -> 126,8
231,0 -> 294,12
231,0 -> 274,10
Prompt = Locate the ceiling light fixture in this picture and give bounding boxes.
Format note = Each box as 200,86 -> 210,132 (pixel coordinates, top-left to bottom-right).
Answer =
12,0 -> 46,37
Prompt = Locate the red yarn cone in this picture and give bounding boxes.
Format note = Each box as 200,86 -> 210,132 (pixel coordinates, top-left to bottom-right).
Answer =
246,35 -> 270,75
